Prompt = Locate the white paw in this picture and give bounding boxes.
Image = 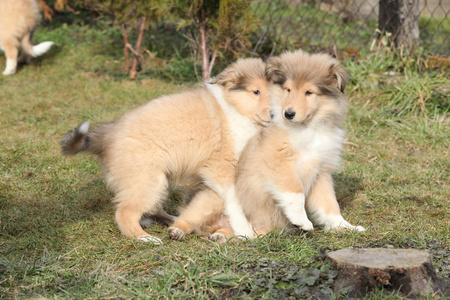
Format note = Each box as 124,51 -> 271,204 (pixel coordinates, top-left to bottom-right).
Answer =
324,216 -> 365,232
232,225 -> 255,239
2,69 -> 15,76
167,227 -> 185,241
222,190 -> 255,239
227,213 -> 255,239
292,218 -> 314,232
138,235 -> 163,245
3,58 -> 17,75
354,225 -> 366,232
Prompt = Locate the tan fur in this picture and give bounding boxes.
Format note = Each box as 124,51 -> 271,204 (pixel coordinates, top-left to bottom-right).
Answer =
0,0 -> 53,75
171,50 -> 364,241
238,50 -> 364,233
61,58 -> 272,243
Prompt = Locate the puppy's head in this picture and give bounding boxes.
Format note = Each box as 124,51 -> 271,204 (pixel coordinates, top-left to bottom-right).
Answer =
266,49 -> 348,126
211,58 -> 272,126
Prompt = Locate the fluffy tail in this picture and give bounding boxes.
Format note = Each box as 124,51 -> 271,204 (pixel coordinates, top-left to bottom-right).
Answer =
61,121 -> 109,156
31,41 -> 54,57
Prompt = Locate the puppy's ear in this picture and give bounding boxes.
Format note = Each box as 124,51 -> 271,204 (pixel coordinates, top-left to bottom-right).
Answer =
329,63 -> 348,93
210,65 -> 239,87
265,56 -> 286,85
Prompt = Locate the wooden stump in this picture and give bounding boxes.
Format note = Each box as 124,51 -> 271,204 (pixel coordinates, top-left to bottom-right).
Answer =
325,248 -> 437,297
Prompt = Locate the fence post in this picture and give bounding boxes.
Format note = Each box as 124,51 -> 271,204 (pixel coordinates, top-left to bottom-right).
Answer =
378,0 -> 420,49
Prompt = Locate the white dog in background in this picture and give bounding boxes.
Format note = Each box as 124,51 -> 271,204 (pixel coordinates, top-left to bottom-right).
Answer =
0,0 -> 54,75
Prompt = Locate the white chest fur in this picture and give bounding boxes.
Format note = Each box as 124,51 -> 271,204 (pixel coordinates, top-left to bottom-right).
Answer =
207,84 -> 259,159
271,99 -> 344,170
288,124 -> 345,170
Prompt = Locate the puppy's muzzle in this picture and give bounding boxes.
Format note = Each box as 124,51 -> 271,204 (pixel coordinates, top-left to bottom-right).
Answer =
284,109 -> 296,120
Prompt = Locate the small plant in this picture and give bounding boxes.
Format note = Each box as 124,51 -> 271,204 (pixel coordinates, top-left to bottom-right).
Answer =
74,0 -> 169,79
170,0 -> 258,80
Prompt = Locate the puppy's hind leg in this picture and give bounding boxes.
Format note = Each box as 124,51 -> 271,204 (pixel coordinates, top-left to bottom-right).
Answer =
168,188 -> 223,241
209,227 -> 234,244
306,172 -> 365,232
114,172 -> 169,244
2,38 -> 19,75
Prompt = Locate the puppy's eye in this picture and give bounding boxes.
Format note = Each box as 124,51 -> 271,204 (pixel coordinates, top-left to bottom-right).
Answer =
253,90 -> 260,95
305,91 -> 312,96
287,89 -> 291,93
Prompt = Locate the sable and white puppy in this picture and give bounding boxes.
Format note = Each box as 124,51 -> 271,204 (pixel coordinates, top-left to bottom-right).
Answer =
0,0 -> 54,75
61,58 -> 272,244
169,50 -> 364,242
235,49 -> 365,235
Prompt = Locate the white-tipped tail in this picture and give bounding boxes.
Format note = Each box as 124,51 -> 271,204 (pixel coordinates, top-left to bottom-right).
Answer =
78,121 -> 90,135
31,41 -> 54,57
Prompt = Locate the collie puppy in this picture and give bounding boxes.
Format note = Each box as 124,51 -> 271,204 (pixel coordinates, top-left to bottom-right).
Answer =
169,50 -> 364,242
61,58 -> 272,244
0,0 -> 54,75
235,50 -> 365,235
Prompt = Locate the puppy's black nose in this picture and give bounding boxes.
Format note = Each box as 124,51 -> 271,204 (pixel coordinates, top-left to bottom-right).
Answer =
284,109 -> 296,120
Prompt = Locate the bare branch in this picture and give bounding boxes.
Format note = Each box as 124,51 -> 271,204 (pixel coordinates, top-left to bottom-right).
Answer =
130,17 -> 146,79
121,24 -> 131,72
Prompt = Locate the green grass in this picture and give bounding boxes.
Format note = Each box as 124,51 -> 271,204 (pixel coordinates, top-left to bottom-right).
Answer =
0,21 -> 449,299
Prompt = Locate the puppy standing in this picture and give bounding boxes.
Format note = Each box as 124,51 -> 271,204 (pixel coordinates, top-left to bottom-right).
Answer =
61,58 -> 272,244
0,0 -> 54,75
170,50 -> 364,241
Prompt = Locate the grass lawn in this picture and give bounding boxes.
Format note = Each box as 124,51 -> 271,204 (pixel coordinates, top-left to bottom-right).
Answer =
0,21 -> 449,299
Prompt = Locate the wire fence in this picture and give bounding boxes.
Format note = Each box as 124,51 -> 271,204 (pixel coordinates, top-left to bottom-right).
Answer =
252,0 -> 449,56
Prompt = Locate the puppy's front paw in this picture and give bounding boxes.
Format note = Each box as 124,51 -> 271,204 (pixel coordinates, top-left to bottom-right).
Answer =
232,224 -> 255,239
323,215 -> 366,232
168,227 -> 186,241
293,219 -> 314,232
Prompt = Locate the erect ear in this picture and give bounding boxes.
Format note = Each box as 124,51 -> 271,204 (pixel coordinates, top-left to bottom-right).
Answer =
329,63 -> 348,93
265,56 -> 286,85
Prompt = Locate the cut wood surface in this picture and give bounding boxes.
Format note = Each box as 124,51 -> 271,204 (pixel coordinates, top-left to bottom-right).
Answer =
325,248 -> 439,297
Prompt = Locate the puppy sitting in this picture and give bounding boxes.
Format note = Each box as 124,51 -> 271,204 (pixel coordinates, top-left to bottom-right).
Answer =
235,50 -> 365,235
169,50 -> 365,242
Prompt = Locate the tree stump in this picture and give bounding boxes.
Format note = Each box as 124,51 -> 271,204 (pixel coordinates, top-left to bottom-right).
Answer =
325,248 -> 437,297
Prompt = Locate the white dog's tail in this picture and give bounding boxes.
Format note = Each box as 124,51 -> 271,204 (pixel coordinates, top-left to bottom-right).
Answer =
61,121 -> 112,156
21,35 -> 54,58
31,41 -> 54,57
